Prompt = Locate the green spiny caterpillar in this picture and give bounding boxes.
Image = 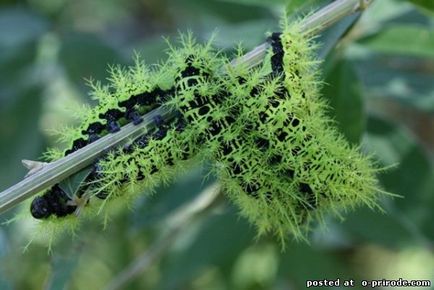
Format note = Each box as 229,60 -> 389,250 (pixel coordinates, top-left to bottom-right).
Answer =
30,34 -> 225,218
28,21 -> 385,242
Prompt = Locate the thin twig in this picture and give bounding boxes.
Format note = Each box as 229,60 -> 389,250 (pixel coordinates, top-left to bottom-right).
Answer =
0,0 -> 373,214
105,183 -> 223,290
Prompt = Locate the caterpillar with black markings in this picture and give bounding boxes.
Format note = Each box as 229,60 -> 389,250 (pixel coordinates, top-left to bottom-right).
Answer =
29,21 -> 385,242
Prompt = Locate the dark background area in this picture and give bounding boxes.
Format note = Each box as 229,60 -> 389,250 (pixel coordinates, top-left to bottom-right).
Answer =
0,0 -> 433,289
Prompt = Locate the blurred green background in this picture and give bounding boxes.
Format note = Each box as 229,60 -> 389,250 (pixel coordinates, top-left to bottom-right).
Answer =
1,0 -> 433,289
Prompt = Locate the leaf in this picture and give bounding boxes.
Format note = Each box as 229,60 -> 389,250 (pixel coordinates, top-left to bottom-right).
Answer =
340,116 -> 434,246
323,60 -> 365,144
218,0 -> 288,7
408,0 -> 434,14
0,231 -> 12,290
351,53 -> 434,111
0,8 -> 48,50
279,242 -> 354,288
58,32 -> 123,93
206,19 -> 275,51
357,0 -> 414,32
0,87 -> 44,195
47,252 -> 80,290
169,0 -> 272,24
317,13 -> 360,59
360,25 -> 434,59
0,8 -> 47,99
417,170 -> 434,241
339,206 -> 415,247
364,116 -> 433,212
58,167 -> 94,199
286,0 -> 330,14
130,165 -> 216,228
159,206 -> 255,289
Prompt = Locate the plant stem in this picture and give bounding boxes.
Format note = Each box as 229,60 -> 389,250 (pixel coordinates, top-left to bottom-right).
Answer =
104,183 -> 222,290
0,0 -> 373,214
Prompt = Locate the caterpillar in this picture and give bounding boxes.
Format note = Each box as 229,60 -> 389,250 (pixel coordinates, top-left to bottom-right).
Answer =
28,21 -> 384,242
30,33 -> 224,218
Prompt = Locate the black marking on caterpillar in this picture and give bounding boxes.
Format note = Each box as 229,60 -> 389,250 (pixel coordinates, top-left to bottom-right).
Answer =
64,138 -> 88,156
268,32 -> 284,76
30,185 -> 76,219
126,109 -> 143,125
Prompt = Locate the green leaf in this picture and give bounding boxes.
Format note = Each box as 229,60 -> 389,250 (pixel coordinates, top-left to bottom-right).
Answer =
343,116 -> 434,246
0,87 -> 44,194
287,0 -> 330,14
279,242 -> 354,288
408,0 -> 434,14
58,32 -> 123,94
0,8 -> 48,50
339,206 -> 414,247
357,0 -> 414,33
364,116 -> 433,214
47,252 -> 80,290
323,60 -> 365,144
58,166 -> 94,199
159,206 -> 255,289
0,231 -> 12,290
317,13 -> 360,59
318,12 -> 365,146
360,25 -> 434,59
209,19 -> 275,51
218,0 -> 288,7
130,165 -> 216,228
418,170 -> 434,241
351,53 -> 434,111
169,0 -> 271,24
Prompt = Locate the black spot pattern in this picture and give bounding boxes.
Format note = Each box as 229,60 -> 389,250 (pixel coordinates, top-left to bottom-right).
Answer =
268,32 -> 284,75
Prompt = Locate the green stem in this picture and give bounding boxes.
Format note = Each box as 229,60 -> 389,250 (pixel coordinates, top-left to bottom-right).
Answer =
0,0 -> 373,214
104,183 -> 222,290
